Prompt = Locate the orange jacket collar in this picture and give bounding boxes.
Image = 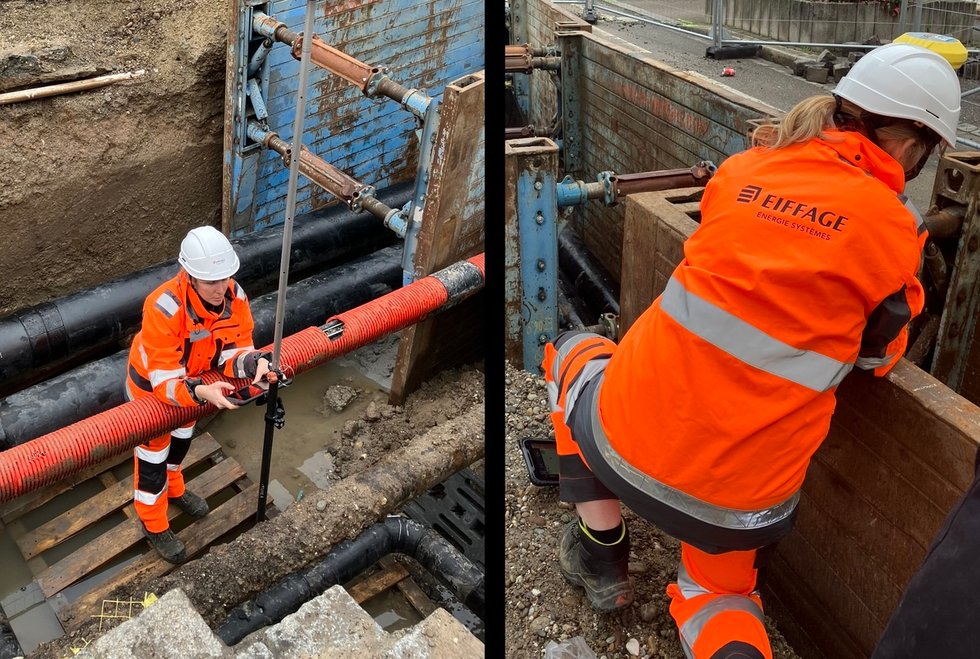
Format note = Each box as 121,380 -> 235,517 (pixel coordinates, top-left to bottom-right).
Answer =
816,129 -> 906,194
177,270 -> 225,321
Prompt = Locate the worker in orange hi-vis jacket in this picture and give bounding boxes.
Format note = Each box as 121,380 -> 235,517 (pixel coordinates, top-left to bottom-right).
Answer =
543,43 -> 961,659
126,226 -> 270,564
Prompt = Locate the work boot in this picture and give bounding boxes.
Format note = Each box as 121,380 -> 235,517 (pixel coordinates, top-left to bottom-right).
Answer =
140,524 -> 187,565
170,490 -> 209,519
559,520 -> 634,611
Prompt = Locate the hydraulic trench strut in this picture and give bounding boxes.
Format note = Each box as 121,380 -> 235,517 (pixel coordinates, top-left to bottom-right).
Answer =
252,12 -> 432,120
249,12 -> 442,284
246,123 -> 407,238
556,161 -> 718,207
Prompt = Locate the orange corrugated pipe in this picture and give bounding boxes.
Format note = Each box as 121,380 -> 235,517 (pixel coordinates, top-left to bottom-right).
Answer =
0,254 -> 484,503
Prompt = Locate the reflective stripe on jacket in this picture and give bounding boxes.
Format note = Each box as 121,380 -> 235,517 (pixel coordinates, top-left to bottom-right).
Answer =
127,270 -> 256,407
600,130 -> 925,512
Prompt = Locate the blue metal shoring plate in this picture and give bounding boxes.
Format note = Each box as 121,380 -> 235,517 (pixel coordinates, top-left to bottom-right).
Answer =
225,0 -> 485,236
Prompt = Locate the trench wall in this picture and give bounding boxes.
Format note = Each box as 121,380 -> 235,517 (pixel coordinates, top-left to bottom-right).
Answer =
225,0 -> 484,235
510,5 -> 781,277
507,0 -> 590,129
622,190 -> 980,659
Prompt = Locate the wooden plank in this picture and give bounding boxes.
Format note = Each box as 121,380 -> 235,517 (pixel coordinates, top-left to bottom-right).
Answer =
389,71 -> 486,404
379,556 -> 438,617
620,189 -> 701,334
37,456 -> 245,599
16,435 -> 223,560
348,562 -> 410,604
58,482 -> 259,630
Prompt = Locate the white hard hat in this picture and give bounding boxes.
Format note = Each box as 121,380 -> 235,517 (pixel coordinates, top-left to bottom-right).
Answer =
834,42 -> 960,146
178,226 -> 240,280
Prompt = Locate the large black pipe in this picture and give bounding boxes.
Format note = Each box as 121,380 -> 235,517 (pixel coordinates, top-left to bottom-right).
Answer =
216,516 -> 485,646
558,227 -> 620,319
0,183 -> 412,397
0,246 -> 402,449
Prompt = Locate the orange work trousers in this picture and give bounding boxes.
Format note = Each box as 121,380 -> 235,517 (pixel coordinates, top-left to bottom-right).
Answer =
667,543 -> 772,659
132,422 -> 195,533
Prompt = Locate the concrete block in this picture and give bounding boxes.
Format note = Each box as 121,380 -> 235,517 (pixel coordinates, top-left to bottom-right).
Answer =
382,608 -> 485,659
832,63 -> 852,80
816,49 -> 836,64
235,585 -> 389,658
793,58 -> 816,76
804,65 -> 830,83
78,589 -> 226,658
848,51 -> 864,64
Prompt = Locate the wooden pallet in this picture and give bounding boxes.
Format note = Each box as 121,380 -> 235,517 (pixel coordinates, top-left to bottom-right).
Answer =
349,555 -> 437,618
0,432 -> 258,630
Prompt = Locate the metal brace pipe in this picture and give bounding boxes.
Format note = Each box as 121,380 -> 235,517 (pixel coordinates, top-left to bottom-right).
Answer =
505,126 -> 552,140
247,39 -> 274,78
246,122 -> 400,229
246,78 -> 269,121
252,12 -> 432,120
557,161 -> 717,207
923,204 -> 967,240
505,44 -> 561,73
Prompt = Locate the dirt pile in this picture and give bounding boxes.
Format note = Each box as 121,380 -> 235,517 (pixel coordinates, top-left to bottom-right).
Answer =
0,0 -> 227,312
504,363 -> 800,659
328,364 -> 485,480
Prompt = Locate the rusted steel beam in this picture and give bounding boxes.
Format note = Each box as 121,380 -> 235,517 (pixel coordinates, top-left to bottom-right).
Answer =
613,161 -> 717,197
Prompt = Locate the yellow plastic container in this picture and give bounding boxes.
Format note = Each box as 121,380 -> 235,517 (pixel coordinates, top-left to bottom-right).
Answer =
893,32 -> 969,70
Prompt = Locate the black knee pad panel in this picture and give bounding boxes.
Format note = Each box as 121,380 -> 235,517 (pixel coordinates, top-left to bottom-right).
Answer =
709,641 -> 766,659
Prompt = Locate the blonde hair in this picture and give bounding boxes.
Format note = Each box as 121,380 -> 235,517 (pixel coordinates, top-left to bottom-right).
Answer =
751,95 -> 934,163
751,96 -> 838,149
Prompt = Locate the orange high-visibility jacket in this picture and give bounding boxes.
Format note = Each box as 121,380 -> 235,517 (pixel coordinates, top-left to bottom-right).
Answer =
127,270 -> 257,407
600,130 -> 925,512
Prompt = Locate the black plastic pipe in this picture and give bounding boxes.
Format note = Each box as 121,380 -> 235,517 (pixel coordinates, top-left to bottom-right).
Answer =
558,227 -> 620,318
0,246 -> 402,450
0,182 -> 412,397
0,612 -> 21,659
216,516 -> 485,646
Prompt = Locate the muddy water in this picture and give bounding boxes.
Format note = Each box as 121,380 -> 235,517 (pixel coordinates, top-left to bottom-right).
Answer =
202,360 -> 389,512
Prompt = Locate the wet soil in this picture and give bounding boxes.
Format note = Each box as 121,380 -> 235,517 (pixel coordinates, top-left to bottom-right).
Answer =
0,0 -> 227,312
503,363 -> 801,659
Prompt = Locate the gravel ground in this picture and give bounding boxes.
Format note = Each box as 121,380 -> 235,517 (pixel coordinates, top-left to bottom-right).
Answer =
503,363 -> 801,659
